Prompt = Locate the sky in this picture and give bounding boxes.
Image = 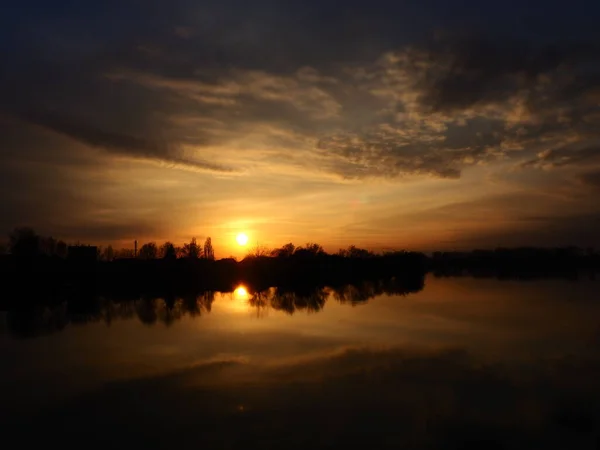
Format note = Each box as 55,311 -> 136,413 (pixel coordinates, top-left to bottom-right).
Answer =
1,0 -> 600,257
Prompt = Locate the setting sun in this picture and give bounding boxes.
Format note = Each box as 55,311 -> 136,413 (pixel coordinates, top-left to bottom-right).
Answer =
236,233 -> 249,246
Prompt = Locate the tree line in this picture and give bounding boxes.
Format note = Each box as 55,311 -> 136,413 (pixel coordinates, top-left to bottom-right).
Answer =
114,237 -> 215,261
2,226 -> 599,269
2,227 -> 410,262
2,227 -> 216,261
263,242 -> 379,259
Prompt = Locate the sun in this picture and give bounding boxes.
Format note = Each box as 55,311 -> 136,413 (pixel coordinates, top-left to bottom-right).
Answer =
236,233 -> 249,246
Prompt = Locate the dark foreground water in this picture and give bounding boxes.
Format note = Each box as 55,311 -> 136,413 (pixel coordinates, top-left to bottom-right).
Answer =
2,275 -> 600,449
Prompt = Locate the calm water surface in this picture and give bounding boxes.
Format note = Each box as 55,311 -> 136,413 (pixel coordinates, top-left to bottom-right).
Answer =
2,275 -> 600,449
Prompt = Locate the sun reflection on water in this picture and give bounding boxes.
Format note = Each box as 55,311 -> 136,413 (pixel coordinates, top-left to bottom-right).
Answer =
225,285 -> 251,313
234,285 -> 249,299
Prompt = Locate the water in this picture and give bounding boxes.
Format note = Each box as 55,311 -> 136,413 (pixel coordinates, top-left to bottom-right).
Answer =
1,275 -> 600,449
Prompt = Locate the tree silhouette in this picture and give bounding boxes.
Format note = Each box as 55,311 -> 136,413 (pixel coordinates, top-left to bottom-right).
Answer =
269,287 -> 328,314
294,242 -> 325,258
115,248 -> 135,259
101,245 -> 115,261
248,244 -> 270,258
56,240 -> 68,258
135,298 -> 158,325
160,242 -> 177,260
40,236 -> 57,256
306,243 -> 324,254
271,243 -> 295,258
339,245 -> 374,258
139,242 -> 158,259
203,237 -> 215,260
9,227 -> 40,258
182,238 -> 201,259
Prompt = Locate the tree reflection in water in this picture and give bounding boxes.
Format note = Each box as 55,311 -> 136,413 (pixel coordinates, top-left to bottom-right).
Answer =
2,277 -> 423,338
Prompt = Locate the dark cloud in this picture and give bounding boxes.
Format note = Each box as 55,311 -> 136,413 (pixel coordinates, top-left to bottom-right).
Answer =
18,110 -> 233,173
316,33 -> 600,179
416,37 -> 599,112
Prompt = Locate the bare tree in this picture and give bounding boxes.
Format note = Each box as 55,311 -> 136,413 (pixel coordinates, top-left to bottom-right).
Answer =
248,244 -> 270,258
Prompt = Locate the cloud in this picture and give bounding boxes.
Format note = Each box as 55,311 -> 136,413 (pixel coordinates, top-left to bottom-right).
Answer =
108,68 -> 341,119
312,34 -> 600,179
316,130 -> 462,179
415,37 -> 598,113
19,110 -> 234,173
520,146 -> 600,170
3,7 -> 600,181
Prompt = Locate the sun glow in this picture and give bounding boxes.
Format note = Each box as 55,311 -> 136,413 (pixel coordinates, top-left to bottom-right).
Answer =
222,285 -> 251,313
233,284 -> 250,306
236,233 -> 249,246
234,285 -> 249,299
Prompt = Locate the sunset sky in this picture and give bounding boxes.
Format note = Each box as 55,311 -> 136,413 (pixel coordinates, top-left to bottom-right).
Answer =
2,0 -> 600,257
